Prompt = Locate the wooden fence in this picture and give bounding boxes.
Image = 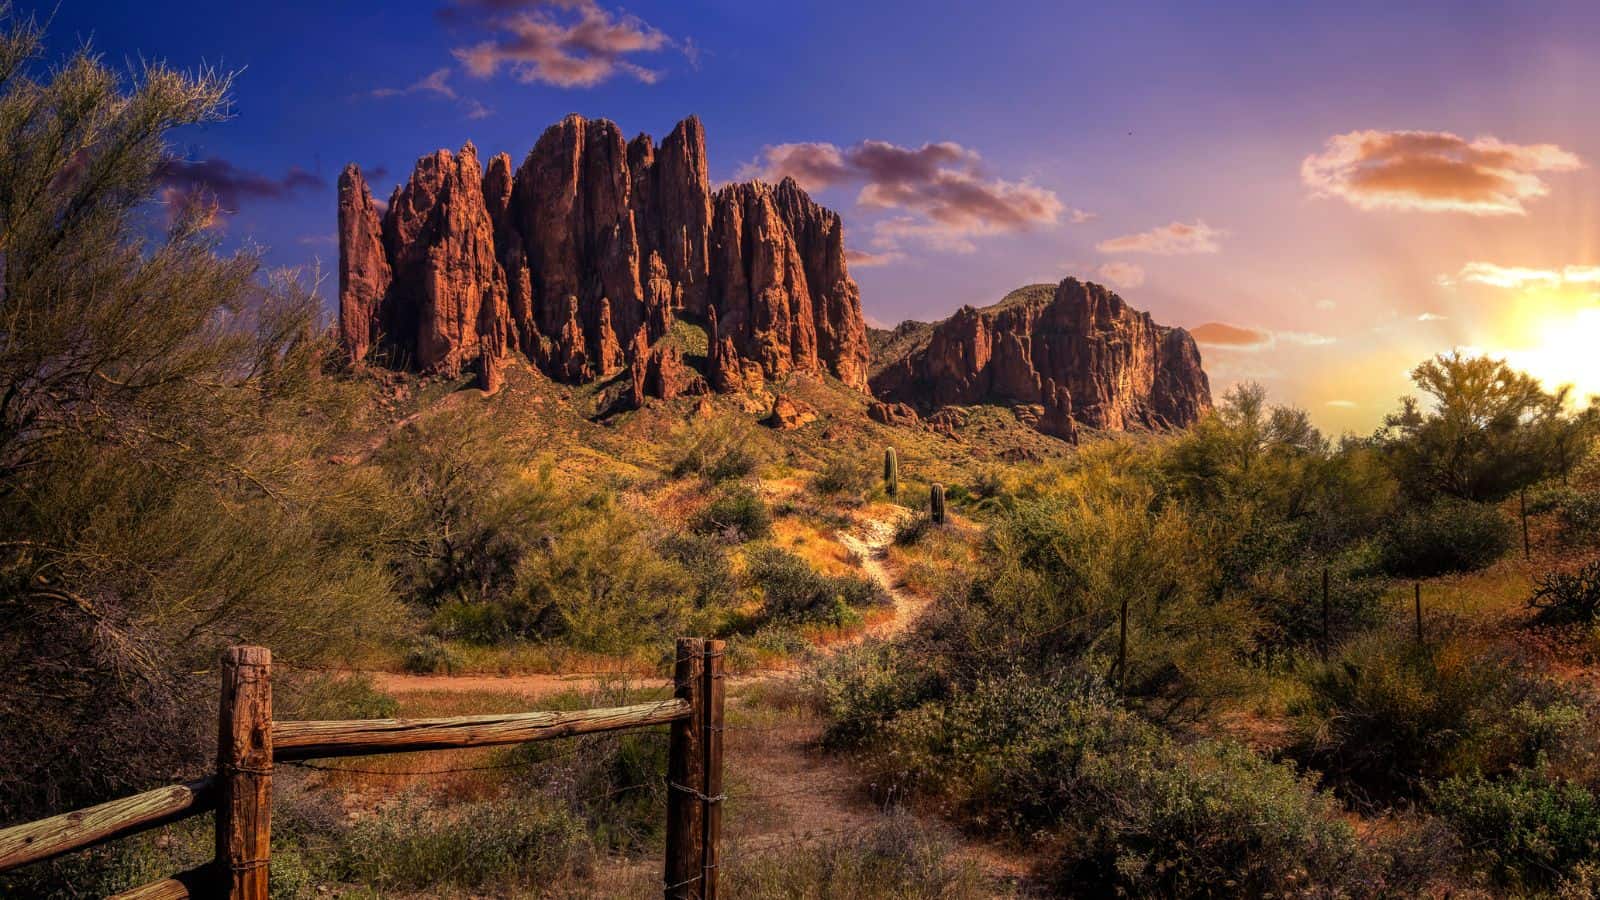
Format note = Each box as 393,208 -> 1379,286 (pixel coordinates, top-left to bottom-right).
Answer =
0,637 -> 726,900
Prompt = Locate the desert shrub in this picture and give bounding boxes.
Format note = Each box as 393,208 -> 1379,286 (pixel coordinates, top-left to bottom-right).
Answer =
1379,352 -> 1596,502
695,484 -> 772,540
948,475 -> 1257,720
658,532 -> 739,610
893,512 -> 933,546
1056,740 -> 1374,897
511,509 -> 694,652
670,418 -> 761,482
1379,498 -> 1513,577
813,641 -> 942,750
1434,770 -> 1600,891
1292,632 -> 1587,796
327,796 -> 587,891
377,413 -> 569,611
1245,560 -> 1389,652
747,545 -> 887,625
1531,561 -> 1600,626
428,597 -> 512,643
0,14 -> 411,819
812,453 -> 875,499
844,668 -> 1374,896
500,730 -> 670,854
878,670 -> 1158,833
402,635 -> 461,674
724,807 -> 989,900
279,672 -> 399,721
1558,490 -> 1600,543
1529,483 -> 1581,515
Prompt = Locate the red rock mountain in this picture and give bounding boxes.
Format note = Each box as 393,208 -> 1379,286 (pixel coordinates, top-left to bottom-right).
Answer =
870,279 -> 1211,440
339,114 -> 871,399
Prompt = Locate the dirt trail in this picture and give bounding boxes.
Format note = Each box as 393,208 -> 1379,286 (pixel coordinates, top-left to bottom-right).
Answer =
364,512 -> 1031,894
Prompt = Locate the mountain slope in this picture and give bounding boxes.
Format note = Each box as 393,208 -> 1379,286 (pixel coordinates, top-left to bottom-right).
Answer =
870,278 -> 1211,440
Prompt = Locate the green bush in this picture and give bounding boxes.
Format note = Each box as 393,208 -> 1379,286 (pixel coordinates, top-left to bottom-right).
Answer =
1057,740 -> 1374,897
813,641 -> 941,750
695,485 -> 772,540
329,796 -> 587,891
670,419 -> 761,482
747,545 -> 887,625
724,808 -> 988,899
402,635 -> 460,674
1558,490 -> 1600,543
658,532 -> 739,610
835,668 -> 1374,896
892,512 -> 933,546
1434,770 -> 1600,890
512,511 -> 694,652
1530,561 -> 1600,626
1379,498 -> 1513,577
878,670 -> 1158,834
279,672 -> 398,721
429,597 -> 511,643
1292,632 -> 1586,796
1245,560 -> 1389,652
812,454 -> 875,499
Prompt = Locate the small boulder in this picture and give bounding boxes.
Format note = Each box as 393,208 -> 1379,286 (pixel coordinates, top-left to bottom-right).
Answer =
768,395 -> 818,430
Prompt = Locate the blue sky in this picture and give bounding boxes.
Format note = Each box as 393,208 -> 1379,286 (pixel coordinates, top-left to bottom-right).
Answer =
31,0 -> 1600,430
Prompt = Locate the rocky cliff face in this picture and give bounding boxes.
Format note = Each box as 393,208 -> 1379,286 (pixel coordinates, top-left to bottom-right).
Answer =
870,279 -> 1211,440
339,114 -> 871,399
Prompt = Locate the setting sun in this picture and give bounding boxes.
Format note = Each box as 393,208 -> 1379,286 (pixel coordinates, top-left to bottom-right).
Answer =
1497,305 -> 1600,404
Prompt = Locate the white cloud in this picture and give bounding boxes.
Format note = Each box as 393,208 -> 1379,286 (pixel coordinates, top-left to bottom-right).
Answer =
1302,129 -> 1582,215
1097,220 -> 1224,255
1442,261 -> 1600,289
743,138 -> 1070,256
1095,261 -> 1146,289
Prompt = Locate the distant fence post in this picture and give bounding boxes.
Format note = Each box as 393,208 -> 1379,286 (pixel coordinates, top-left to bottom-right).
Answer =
216,646 -> 272,900
665,638 -> 706,899
701,639 -> 726,900
1414,583 -> 1424,646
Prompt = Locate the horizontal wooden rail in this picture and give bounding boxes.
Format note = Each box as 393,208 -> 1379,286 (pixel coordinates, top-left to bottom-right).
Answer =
0,779 -> 215,875
107,864 -> 211,899
0,643 -> 721,900
272,698 -> 691,760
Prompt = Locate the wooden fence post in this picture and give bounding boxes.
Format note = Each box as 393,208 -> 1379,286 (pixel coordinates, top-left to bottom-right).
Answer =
665,638 -> 706,900
701,639 -> 726,900
216,646 -> 272,900
1414,582 -> 1424,646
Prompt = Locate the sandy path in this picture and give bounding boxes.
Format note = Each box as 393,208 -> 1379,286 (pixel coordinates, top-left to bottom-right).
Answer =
351,512 -> 1033,895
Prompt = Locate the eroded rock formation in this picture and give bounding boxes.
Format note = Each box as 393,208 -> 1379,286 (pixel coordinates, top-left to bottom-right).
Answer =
339,114 -> 871,402
870,279 -> 1211,439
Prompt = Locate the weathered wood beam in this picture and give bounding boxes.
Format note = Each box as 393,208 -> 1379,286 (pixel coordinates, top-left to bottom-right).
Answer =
272,698 -> 691,760
0,780 -> 215,874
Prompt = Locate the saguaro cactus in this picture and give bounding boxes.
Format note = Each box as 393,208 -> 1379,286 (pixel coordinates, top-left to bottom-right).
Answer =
884,447 -> 899,496
930,483 -> 946,524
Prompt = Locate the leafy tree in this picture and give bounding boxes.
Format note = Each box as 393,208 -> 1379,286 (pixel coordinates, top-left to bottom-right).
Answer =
1381,353 -> 1597,501
0,7 -> 401,819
